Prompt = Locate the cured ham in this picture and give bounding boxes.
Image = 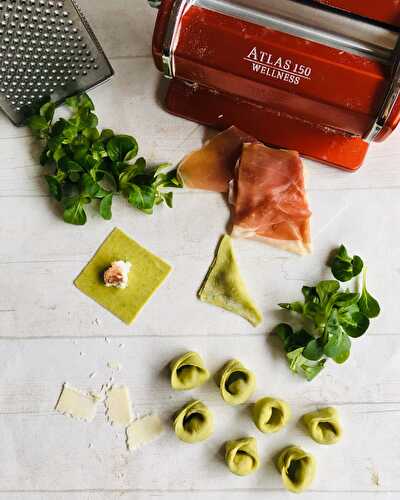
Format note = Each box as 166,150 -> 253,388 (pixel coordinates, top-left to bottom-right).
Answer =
177,126 -> 254,192
230,143 -> 312,255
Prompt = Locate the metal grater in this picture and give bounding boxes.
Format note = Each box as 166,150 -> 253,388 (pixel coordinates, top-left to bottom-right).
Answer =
0,0 -> 114,125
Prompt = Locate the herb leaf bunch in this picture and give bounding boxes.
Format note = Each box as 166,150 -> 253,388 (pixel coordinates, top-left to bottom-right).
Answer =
274,245 -> 380,381
27,94 -> 181,225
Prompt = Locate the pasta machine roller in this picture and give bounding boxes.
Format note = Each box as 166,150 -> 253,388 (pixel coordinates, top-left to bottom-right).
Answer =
151,0 -> 400,170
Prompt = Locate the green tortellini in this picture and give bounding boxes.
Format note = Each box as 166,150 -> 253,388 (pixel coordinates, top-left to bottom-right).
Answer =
225,437 -> 260,476
276,445 -> 316,493
173,400 -> 214,443
252,397 -> 291,433
170,351 -> 210,391
217,359 -> 256,405
302,407 -> 342,445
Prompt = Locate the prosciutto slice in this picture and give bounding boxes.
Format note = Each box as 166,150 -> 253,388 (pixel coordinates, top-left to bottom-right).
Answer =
177,126 -> 254,192
230,143 -> 312,255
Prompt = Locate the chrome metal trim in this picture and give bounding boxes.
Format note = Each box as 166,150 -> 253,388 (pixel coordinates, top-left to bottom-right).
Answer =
162,0 -> 193,79
195,0 -> 398,63
364,38 -> 400,142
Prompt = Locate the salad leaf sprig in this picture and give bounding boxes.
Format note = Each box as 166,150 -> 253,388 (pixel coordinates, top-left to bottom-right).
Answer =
331,244 -> 363,282
27,94 -> 181,225
273,245 -> 380,381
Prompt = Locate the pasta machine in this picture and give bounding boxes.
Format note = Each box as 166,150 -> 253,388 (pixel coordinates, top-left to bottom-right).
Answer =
151,0 -> 400,170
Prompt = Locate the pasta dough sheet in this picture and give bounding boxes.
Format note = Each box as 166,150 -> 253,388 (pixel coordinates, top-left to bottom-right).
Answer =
55,383 -> 101,422
105,385 -> 133,426
74,228 -> 172,325
126,415 -> 164,451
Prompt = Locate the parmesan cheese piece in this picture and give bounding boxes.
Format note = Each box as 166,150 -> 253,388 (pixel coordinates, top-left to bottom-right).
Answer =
126,415 -> 164,451
105,385 -> 133,426
107,360 -> 123,371
55,383 -> 101,422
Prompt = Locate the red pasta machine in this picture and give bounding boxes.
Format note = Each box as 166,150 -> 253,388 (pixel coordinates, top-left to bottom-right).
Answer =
151,0 -> 400,170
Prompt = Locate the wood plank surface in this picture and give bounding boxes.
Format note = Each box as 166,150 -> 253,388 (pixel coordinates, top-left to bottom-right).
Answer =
0,337 -> 399,492
0,0 -> 399,497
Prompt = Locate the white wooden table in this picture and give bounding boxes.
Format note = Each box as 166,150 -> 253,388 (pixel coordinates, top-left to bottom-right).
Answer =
0,1 -> 399,499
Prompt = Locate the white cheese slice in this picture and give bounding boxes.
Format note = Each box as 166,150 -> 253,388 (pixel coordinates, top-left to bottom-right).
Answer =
105,385 -> 133,426
55,383 -> 101,422
126,415 -> 164,451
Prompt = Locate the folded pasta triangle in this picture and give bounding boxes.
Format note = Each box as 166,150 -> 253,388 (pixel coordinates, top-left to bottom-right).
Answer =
198,235 -> 263,327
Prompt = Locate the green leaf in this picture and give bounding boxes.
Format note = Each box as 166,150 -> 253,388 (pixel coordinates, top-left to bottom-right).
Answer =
67,162 -> 84,182
71,136 -> 90,162
61,124 -> 79,144
324,330 -> 351,364
60,159 -> 84,181
107,135 -> 138,163
273,323 -> 314,353
303,338 -> 324,361
65,95 -> 80,112
331,245 -> 364,282
278,302 -> 304,314
91,141 -> 108,161
301,359 -> 327,380
286,348 -> 326,381
45,175 -> 63,201
339,309 -> 370,338
128,184 -> 156,214
97,168 -> 118,191
333,345 -> 351,364
80,173 -> 99,199
273,323 -> 296,352
333,292 -> 360,309
39,148 -> 50,166
66,93 -> 94,112
358,268 -> 380,319
162,191 -> 173,208
50,118 -> 68,138
100,129 -> 114,142
302,302 -> 328,331
79,111 -> 99,130
316,280 -> 340,304
302,286 -> 319,303
352,255 -> 364,277
40,101 -> 55,123
27,115 -> 49,136
99,193 -> 113,220
53,145 -> 65,163
323,308 -> 341,342
83,127 -> 100,142
78,93 -> 95,111
323,310 -> 351,363
119,158 -> 147,192
62,197 -> 87,225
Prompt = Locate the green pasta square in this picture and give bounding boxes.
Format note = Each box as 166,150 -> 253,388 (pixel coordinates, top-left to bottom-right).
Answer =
74,228 -> 172,325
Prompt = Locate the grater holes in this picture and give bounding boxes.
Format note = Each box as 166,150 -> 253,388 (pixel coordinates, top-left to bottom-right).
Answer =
0,0 -> 108,116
